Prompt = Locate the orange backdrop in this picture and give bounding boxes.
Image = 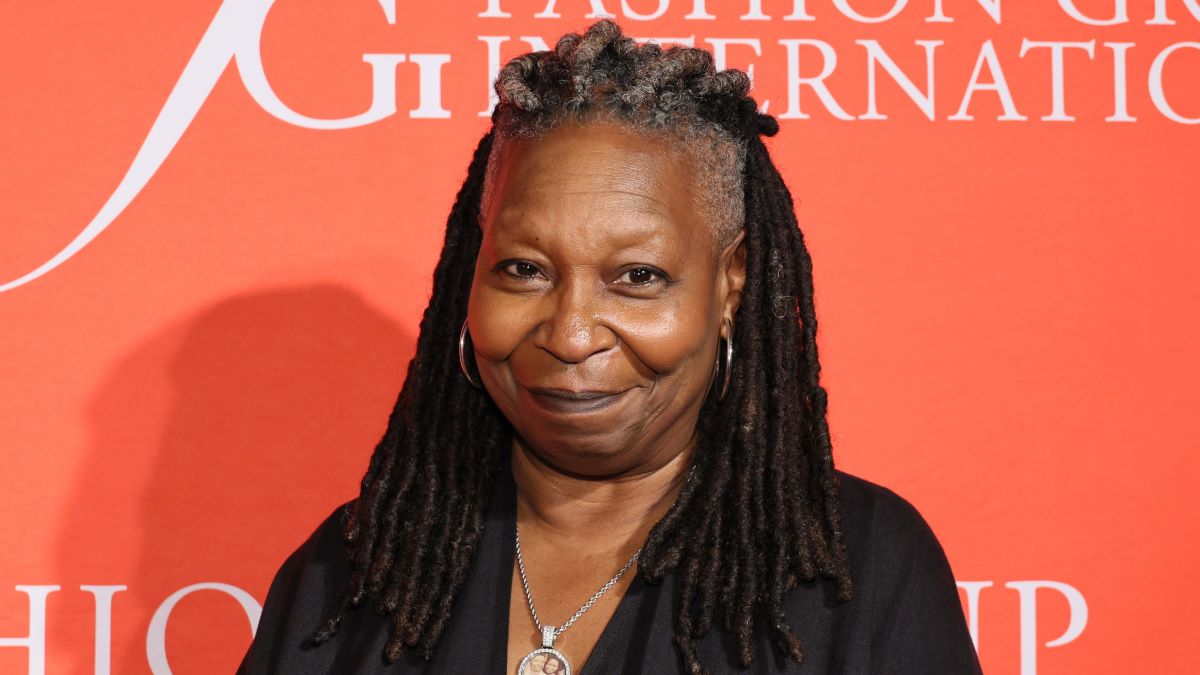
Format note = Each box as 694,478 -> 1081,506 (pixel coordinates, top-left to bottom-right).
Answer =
2,2 -> 1198,673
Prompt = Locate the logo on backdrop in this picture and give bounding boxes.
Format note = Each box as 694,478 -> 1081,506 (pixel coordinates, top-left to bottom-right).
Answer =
1,0 -> 1196,292
1,579 -> 1084,675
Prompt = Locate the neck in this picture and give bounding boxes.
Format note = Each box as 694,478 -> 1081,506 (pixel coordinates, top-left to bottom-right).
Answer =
511,435 -> 694,551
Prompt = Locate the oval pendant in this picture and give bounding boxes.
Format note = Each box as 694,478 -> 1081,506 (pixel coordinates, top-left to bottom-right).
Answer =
516,647 -> 571,675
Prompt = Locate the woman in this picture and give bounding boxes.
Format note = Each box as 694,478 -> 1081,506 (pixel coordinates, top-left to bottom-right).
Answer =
239,19 -> 982,675
522,652 -> 549,675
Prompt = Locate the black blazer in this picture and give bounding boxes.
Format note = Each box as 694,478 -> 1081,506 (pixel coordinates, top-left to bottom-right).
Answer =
238,462 -> 983,674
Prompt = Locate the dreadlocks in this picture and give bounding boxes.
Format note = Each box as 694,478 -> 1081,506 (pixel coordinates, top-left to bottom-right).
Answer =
310,19 -> 853,674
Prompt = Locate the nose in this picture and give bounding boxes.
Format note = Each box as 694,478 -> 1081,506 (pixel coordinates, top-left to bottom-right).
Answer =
533,277 -> 617,364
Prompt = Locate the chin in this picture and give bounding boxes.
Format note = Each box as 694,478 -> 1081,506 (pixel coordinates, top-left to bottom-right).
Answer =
518,427 -> 643,476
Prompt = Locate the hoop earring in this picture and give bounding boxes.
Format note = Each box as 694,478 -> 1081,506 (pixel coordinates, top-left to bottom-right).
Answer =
458,320 -> 482,389
715,318 -> 734,402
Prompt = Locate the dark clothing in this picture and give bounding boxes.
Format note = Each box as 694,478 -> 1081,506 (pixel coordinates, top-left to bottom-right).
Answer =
238,464 -> 983,674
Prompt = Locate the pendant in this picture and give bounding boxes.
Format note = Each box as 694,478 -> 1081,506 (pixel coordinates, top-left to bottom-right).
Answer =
516,626 -> 571,675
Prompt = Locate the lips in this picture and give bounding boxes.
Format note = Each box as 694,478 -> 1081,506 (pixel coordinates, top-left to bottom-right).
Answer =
526,386 -> 631,414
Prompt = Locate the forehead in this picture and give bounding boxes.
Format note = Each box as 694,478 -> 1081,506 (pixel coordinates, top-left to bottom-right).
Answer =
482,121 -> 714,250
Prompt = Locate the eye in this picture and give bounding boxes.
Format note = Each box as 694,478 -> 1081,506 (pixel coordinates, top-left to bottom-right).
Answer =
617,266 -> 667,286
499,260 -> 543,279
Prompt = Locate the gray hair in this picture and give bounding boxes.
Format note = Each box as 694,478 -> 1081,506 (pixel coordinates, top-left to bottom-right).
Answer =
481,19 -> 755,249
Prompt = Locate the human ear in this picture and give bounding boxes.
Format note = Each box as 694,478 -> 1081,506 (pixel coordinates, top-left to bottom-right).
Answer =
719,228 -> 748,330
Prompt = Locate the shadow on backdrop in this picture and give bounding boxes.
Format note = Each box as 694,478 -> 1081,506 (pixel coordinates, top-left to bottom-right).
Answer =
54,284 -> 414,673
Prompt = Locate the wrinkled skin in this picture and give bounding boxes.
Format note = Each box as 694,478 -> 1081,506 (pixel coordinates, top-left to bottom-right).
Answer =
469,120 -> 746,479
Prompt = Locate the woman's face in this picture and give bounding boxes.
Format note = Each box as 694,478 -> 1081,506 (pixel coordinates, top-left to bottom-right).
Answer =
469,120 -> 746,476
542,656 -> 562,673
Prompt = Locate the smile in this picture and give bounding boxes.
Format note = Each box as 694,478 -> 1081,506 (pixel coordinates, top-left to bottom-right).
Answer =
526,387 -> 632,414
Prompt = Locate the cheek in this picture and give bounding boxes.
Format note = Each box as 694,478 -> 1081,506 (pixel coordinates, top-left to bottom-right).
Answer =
465,272 -> 721,383
466,284 -> 528,365
614,291 -> 719,380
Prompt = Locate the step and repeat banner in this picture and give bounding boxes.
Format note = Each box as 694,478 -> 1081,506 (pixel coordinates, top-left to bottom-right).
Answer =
2,1 -> 1197,673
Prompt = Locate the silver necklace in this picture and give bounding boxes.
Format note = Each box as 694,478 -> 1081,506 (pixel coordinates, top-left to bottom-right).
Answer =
513,523 -> 641,675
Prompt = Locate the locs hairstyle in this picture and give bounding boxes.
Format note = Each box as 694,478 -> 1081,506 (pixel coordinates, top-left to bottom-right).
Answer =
310,20 -> 853,674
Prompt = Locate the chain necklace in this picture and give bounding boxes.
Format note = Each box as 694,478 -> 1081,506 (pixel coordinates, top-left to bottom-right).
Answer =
513,524 -> 641,675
